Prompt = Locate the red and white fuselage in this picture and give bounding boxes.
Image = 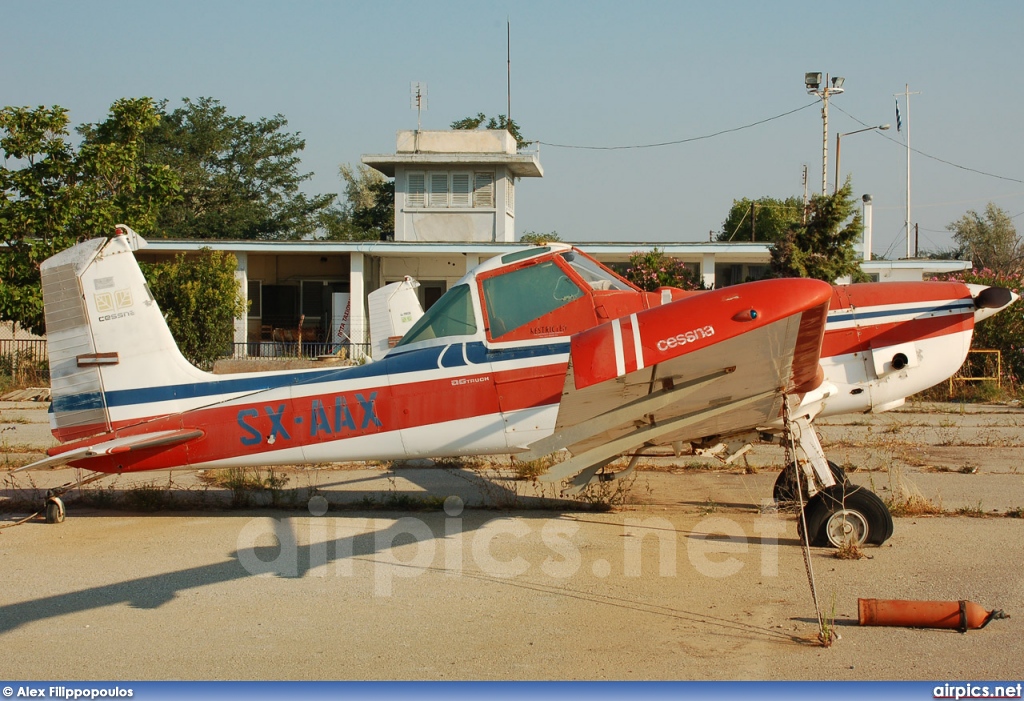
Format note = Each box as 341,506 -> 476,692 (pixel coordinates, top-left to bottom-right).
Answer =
26,234 -> 1015,477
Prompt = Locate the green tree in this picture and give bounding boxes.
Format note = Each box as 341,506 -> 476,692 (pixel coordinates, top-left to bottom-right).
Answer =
450,113 -> 529,150
0,106 -> 76,335
0,99 -> 178,334
625,248 -> 706,291
947,203 -> 1021,275
769,181 -> 867,283
142,248 -> 247,369
321,164 -> 394,241
519,230 -> 561,245
145,97 -> 335,240
718,196 -> 804,243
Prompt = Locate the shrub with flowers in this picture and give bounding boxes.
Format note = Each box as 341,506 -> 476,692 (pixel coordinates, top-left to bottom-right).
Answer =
625,248 -> 707,292
936,268 -> 1024,391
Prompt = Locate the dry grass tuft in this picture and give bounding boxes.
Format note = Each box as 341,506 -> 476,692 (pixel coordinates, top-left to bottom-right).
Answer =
834,541 -> 869,560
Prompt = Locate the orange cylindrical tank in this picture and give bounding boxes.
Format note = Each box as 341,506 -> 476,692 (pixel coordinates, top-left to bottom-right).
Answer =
858,598 -> 1008,632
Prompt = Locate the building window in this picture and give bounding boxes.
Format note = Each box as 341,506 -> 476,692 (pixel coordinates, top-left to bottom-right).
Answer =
406,170 -> 495,209
451,172 -> 471,207
247,280 -> 262,318
474,172 -> 494,208
408,172 -> 426,207
505,177 -> 515,215
428,172 -> 449,207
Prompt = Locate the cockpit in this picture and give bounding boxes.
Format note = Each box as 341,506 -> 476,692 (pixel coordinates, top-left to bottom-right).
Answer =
394,245 -> 648,350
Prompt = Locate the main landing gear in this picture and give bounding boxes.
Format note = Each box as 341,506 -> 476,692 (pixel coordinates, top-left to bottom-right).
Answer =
774,416 -> 894,548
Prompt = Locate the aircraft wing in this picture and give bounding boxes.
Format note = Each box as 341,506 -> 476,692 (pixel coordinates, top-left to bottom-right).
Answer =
520,278 -> 833,486
14,429 -> 205,472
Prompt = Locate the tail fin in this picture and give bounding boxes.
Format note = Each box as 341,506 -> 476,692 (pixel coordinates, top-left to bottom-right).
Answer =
42,226 -> 214,440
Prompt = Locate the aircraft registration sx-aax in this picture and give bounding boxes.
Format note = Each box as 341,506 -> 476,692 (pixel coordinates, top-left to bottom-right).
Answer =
18,226 -> 1018,547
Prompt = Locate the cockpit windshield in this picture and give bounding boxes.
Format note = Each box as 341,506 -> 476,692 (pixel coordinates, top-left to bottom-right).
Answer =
559,251 -> 634,291
393,284 -> 477,347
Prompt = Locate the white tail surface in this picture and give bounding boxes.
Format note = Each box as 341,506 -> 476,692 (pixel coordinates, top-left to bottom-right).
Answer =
368,276 -> 424,360
42,227 -> 214,439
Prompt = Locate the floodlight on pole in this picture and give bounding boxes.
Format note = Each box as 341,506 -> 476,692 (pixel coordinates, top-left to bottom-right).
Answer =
806,71 -> 844,194
834,124 -> 890,194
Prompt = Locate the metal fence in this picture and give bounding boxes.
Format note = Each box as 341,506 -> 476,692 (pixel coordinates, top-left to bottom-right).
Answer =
0,339 -> 49,384
1,339 -> 378,380
227,341 -> 374,362
949,349 -> 1002,390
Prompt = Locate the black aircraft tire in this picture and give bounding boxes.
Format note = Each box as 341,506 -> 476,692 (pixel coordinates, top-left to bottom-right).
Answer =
801,484 -> 894,547
773,461 -> 851,504
45,498 -> 65,524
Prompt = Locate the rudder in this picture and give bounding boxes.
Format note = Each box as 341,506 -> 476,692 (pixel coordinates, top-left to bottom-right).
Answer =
42,226 -> 215,440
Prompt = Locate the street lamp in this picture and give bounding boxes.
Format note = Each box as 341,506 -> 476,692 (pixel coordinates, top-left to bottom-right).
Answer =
834,124 -> 890,194
806,72 -> 845,194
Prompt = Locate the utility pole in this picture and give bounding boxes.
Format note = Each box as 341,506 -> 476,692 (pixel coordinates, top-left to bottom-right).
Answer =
802,164 -> 808,224
805,72 -> 845,193
506,18 -> 511,130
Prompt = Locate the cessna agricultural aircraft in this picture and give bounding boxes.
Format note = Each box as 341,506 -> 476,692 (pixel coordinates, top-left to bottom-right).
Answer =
18,227 -> 1018,546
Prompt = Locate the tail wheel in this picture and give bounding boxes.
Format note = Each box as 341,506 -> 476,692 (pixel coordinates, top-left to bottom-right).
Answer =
45,497 -> 66,524
800,484 -> 894,547
773,460 -> 851,504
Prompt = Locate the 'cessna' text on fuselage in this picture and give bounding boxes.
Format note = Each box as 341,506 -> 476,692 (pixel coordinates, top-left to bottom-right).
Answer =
657,325 -> 715,352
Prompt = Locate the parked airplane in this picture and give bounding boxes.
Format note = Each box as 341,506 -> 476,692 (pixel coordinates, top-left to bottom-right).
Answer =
18,226 -> 1017,547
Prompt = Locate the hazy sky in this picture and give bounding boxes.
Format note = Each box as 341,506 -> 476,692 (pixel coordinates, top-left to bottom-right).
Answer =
5,0 -> 1022,258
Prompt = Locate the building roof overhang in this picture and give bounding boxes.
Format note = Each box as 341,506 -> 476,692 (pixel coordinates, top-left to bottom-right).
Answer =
137,239 -> 769,258
361,152 -> 544,178
135,239 -> 973,274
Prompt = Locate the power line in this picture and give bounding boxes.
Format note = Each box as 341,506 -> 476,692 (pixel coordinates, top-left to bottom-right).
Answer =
831,104 -> 1024,185
537,101 -> 819,150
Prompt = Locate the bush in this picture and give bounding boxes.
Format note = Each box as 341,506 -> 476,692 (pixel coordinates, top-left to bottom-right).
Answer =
935,269 -> 1024,390
142,249 -> 247,369
625,248 -> 706,291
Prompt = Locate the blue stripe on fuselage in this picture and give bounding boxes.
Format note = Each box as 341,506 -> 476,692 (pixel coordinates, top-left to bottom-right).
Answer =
69,341 -> 571,411
827,301 -> 974,325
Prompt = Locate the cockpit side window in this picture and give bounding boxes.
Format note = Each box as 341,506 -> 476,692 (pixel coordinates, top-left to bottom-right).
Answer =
482,260 -> 584,339
394,284 -> 477,347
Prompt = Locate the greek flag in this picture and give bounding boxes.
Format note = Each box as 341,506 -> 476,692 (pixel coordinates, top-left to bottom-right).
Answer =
895,98 -> 902,132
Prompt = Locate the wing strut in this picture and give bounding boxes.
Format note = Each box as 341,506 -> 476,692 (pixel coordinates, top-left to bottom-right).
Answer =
520,367 -> 735,462
539,389 -> 777,485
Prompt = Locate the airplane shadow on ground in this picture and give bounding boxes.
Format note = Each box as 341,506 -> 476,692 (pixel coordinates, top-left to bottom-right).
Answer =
1,468 -> 815,646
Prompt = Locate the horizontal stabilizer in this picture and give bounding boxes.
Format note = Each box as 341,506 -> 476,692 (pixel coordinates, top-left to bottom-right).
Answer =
14,429 -> 204,472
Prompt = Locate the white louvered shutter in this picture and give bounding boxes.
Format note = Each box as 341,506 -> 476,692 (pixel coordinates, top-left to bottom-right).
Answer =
429,172 -> 449,207
473,172 -> 494,208
451,172 -> 471,207
407,173 -> 425,208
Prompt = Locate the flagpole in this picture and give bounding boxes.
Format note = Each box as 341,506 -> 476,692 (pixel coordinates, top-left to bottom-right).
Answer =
895,84 -> 921,258
909,82 -> 917,256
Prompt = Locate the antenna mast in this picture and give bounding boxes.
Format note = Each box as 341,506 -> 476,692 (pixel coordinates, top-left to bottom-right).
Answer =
410,82 -> 428,132
506,18 -> 512,132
